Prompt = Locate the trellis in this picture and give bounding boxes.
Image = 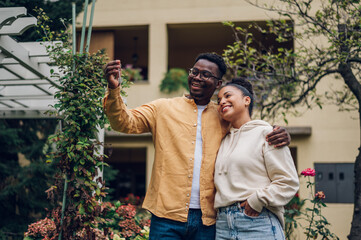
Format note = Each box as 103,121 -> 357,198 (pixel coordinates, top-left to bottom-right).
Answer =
0,7 -> 60,119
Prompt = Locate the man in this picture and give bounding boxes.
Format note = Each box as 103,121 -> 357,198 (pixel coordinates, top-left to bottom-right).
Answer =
103,53 -> 290,239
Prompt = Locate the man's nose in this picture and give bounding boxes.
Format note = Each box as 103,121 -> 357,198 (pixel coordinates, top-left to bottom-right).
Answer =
193,72 -> 204,81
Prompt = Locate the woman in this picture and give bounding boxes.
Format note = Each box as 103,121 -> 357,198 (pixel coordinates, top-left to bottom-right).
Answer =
214,78 -> 299,240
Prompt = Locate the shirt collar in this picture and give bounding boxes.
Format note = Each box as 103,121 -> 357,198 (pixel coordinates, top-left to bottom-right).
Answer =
183,94 -> 215,108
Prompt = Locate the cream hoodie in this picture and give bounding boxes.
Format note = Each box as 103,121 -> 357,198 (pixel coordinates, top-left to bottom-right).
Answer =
214,120 -> 299,228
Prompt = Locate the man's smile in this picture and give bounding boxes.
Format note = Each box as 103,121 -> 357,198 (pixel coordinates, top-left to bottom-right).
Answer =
190,80 -> 203,90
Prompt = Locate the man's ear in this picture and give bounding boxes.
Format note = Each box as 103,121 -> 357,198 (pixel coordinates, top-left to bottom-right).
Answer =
216,80 -> 222,89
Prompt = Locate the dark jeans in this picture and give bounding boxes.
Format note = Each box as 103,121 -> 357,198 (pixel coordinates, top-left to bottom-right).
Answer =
149,209 -> 216,240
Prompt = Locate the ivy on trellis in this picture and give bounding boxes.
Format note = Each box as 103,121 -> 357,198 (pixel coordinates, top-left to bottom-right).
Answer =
45,51 -> 108,239
34,8 -> 131,239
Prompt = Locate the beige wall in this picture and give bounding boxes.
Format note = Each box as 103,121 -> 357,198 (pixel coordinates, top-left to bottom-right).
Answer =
81,1 -> 359,239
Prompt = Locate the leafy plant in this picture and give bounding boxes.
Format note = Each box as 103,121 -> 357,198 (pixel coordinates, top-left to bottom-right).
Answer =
22,8 -> 132,239
284,193 -> 304,239
24,217 -> 57,240
0,119 -> 58,239
284,168 -> 339,240
23,201 -> 150,240
159,68 -> 189,93
122,64 -> 144,82
98,201 -> 150,240
44,50 -> 110,239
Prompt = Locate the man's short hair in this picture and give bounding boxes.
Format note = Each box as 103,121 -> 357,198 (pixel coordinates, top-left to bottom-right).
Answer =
195,53 -> 227,78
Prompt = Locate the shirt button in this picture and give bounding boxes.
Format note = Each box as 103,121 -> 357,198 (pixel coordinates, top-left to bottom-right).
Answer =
187,193 -> 190,197
193,123 -> 197,127
194,109 -> 197,112
188,175 -> 191,178
190,158 -> 192,161
192,141 -> 194,144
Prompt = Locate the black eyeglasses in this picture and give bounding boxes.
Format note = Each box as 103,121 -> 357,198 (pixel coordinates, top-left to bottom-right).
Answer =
189,68 -> 221,80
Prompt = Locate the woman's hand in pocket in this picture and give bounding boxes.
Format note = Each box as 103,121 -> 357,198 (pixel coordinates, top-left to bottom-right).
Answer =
240,200 -> 260,217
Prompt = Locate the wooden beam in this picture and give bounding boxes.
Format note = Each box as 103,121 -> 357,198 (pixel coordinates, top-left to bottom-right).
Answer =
0,36 -> 60,88
0,17 -> 37,35
0,95 -> 54,100
0,80 -> 53,85
0,7 -> 26,28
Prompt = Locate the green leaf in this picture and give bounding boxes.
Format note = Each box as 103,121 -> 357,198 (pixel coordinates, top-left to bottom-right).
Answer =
78,203 -> 85,215
96,161 -> 109,167
314,208 -> 319,214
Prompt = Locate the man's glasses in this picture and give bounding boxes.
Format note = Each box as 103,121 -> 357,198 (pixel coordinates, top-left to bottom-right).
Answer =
189,68 -> 221,80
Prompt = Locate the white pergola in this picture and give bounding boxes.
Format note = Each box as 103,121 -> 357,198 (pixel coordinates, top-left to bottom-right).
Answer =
0,7 -> 60,119
0,6 -> 105,186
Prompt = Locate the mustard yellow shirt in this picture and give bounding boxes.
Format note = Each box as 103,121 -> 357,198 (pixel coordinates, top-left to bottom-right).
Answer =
103,86 -> 228,225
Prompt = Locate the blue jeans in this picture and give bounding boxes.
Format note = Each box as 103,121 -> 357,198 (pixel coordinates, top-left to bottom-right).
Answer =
149,209 -> 216,240
216,203 -> 285,240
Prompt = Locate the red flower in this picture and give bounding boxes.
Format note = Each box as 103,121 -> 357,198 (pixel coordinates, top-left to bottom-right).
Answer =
315,191 -> 326,200
301,168 -> 315,177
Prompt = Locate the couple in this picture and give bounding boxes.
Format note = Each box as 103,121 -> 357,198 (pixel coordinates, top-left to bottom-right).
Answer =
103,53 -> 299,240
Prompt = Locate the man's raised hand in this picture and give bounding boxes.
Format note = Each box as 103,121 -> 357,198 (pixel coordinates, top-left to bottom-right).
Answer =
104,60 -> 121,89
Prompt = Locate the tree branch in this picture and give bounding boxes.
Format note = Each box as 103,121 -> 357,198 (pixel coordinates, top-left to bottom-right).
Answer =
339,63 -> 361,103
347,58 -> 361,64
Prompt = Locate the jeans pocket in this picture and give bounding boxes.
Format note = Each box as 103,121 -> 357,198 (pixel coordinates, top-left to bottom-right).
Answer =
242,208 -> 267,219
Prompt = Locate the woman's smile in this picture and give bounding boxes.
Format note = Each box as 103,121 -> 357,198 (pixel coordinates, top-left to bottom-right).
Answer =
220,105 -> 231,114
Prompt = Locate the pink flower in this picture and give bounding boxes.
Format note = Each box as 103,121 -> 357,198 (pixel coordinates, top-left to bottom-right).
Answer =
301,168 -> 315,177
315,191 -> 326,200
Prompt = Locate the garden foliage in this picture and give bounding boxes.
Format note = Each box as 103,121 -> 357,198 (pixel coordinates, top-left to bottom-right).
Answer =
159,68 -> 189,93
22,7 -> 134,239
0,119 -> 58,239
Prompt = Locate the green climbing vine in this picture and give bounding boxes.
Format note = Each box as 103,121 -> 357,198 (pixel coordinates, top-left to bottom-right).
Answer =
27,8 -> 132,239
46,51 -> 109,239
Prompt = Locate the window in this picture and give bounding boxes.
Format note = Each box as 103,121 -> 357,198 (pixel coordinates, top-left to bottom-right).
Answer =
114,26 -> 149,81
105,148 -> 146,200
167,21 -> 293,71
78,26 -> 149,81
